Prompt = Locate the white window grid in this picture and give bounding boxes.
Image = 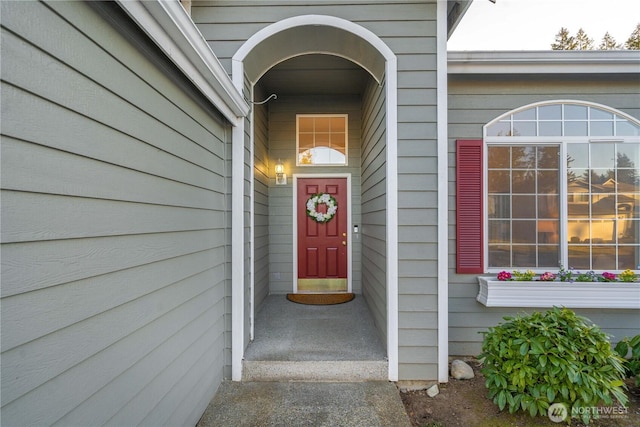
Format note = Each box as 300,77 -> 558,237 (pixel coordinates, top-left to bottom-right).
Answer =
483,101 -> 640,273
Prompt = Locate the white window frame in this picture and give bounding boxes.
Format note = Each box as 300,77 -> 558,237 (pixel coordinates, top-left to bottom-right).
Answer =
296,114 -> 348,166
483,100 -> 640,273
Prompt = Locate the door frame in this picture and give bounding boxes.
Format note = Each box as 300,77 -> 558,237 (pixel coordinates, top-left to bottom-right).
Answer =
293,173 -> 352,294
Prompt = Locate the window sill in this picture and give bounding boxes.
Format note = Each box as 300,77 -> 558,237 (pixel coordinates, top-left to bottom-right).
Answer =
477,277 -> 640,309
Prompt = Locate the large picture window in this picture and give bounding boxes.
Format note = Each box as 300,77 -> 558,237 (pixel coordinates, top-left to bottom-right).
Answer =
296,114 -> 348,166
484,101 -> 640,272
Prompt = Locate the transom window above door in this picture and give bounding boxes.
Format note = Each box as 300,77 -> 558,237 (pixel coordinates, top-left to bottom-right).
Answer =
483,101 -> 640,271
297,114 -> 348,166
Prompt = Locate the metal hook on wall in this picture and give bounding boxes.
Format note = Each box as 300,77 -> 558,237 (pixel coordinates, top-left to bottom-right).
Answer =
251,93 -> 277,105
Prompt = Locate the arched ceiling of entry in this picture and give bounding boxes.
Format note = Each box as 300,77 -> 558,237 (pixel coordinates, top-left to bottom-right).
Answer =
259,54 -> 370,96
242,24 -> 386,86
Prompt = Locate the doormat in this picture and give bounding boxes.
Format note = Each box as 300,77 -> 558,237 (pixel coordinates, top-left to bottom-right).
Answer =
286,293 -> 355,305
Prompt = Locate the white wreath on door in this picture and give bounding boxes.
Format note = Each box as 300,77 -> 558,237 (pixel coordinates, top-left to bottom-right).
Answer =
306,193 -> 338,223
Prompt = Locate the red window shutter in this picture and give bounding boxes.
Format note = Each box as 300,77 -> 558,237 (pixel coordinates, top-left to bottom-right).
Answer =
456,140 -> 484,274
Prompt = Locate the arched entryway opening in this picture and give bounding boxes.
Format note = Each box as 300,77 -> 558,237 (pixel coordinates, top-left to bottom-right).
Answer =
229,15 -> 398,381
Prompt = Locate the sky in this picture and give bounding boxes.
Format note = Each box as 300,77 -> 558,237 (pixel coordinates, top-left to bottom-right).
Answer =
447,0 -> 640,51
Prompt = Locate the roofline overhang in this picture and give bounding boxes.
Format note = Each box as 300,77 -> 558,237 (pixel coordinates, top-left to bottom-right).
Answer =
448,50 -> 640,74
116,0 -> 250,123
447,0 -> 473,39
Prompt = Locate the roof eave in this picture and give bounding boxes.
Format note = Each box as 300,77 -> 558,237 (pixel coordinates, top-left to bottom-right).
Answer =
116,0 -> 250,123
447,1 -> 473,40
448,50 -> 640,74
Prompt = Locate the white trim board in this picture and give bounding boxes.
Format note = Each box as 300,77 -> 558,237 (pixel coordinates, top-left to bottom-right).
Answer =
385,58 -> 399,383
231,56 -> 245,383
436,0 -> 449,384
249,86 -> 255,341
292,174 -> 353,294
231,120 -> 245,382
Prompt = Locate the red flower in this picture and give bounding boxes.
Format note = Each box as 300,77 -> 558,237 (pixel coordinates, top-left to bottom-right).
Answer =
497,271 -> 512,281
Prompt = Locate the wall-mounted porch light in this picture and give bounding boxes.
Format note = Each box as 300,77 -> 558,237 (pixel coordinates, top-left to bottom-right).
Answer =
275,159 -> 287,185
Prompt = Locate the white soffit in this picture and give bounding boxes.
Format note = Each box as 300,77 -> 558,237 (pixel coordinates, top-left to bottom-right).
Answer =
448,50 -> 640,74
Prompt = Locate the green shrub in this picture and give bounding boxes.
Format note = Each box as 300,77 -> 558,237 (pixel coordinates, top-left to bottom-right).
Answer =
614,334 -> 640,386
479,307 -> 628,424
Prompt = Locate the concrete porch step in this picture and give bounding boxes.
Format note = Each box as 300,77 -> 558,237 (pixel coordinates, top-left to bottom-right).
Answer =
242,360 -> 388,382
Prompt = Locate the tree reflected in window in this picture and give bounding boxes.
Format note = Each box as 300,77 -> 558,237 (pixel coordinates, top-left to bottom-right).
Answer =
485,101 -> 640,271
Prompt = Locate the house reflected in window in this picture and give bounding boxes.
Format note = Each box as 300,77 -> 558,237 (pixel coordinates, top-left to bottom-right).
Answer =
484,101 -> 640,271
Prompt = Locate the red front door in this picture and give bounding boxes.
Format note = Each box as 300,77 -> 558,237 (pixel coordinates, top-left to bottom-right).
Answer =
297,177 -> 348,292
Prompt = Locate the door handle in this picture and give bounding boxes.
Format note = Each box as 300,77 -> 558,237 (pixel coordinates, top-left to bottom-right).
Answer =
342,232 -> 347,237
342,241 -> 346,246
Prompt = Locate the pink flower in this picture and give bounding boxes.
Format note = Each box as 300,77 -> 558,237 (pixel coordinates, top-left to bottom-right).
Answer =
602,272 -> 616,281
540,272 -> 556,282
497,271 -> 512,281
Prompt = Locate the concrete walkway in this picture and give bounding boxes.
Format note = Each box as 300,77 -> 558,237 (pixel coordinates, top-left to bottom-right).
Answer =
196,296 -> 410,426
196,381 -> 411,427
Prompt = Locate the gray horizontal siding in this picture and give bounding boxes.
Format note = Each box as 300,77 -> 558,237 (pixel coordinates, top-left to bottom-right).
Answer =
1,1 -> 230,425
254,88 -> 271,313
362,77 -> 388,349
194,1 -> 439,71
244,75 -> 253,349
448,73 -> 640,356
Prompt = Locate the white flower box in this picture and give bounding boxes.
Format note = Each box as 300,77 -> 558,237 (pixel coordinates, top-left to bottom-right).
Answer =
477,277 -> 640,309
